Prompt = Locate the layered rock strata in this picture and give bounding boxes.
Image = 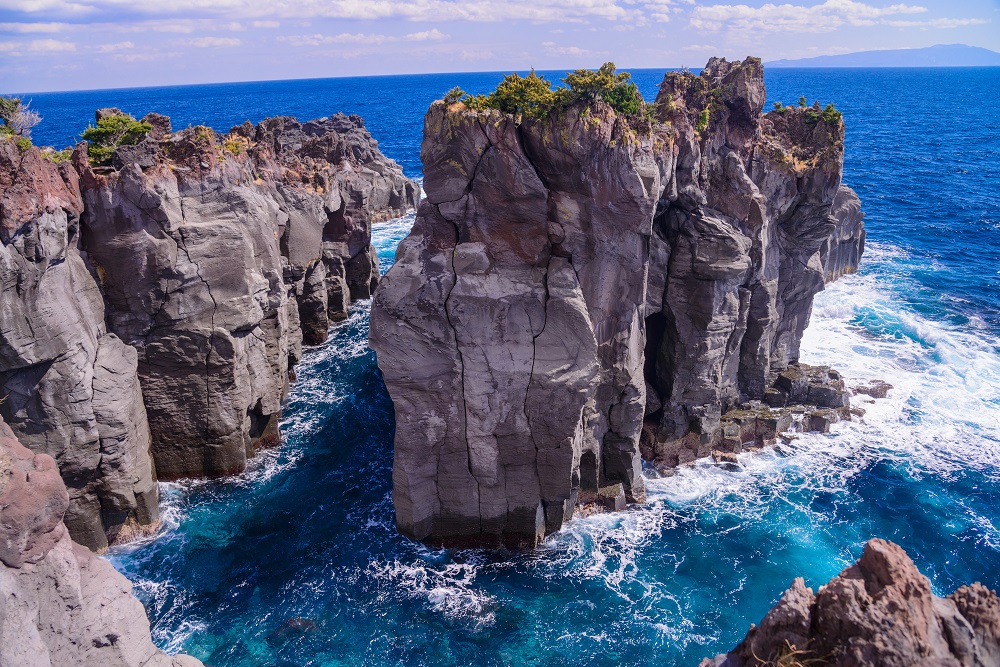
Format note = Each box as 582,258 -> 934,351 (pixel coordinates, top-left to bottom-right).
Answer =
1,112 -> 418,550
700,538 -> 1000,667
370,57 -> 865,547
0,416 -> 204,667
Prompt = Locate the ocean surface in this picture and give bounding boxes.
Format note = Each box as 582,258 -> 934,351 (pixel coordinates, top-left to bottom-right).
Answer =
22,67 -> 1000,666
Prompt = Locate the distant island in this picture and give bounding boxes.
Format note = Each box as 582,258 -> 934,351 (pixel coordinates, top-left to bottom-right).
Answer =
767,44 -> 1000,68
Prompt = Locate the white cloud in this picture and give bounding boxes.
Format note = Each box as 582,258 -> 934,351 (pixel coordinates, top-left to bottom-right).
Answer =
541,40 -> 607,56
0,41 -> 16,50
251,20 -> 280,27
0,0 -> 636,23
884,17 -> 989,27
180,36 -> 241,47
279,28 -> 449,47
97,39 -> 132,51
27,37 -> 75,51
0,21 -> 71,32
690,0 -> 933,33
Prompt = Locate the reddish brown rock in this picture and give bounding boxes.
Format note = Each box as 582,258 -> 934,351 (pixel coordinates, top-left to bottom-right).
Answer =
0,416 -> 203,667
701,539 -> 1000,667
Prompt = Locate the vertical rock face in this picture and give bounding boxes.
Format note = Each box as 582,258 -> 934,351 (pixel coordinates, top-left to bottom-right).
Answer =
0,138 -> 159,552
700,538 -> 1000,667
371,101 -> 665,547
370,57 -> 866,547
0,416 -> 204,667
0,112 -> 418,549
78,113 -> 419,482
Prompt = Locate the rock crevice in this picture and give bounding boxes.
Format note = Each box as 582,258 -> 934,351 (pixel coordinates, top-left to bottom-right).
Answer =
1,111 -> 419,550
370,57 -> 866,547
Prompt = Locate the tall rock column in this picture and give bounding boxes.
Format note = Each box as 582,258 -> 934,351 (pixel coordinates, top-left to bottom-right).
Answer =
0,136 -> 159,552
371,101 -> 666,547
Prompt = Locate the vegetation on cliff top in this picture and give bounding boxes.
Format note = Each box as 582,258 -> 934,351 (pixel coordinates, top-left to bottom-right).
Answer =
0,96 -> 41,143
444,63 -> 651,121
82,112 -> 152,166
773,99 -> 843,125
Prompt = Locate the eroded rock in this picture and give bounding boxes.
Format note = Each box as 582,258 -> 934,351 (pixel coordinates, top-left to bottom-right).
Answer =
700,538 -> 1000,667
370,57 -> 866,547
0,416 -> 203,667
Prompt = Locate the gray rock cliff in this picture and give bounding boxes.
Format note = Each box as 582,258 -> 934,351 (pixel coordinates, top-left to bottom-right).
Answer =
0,137 -> 159,553
370,57 -> 865,547
0,415 -> 204,667
1,112 -> 419,549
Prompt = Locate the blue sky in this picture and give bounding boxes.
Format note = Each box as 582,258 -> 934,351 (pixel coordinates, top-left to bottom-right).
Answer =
1,0 -> 998,92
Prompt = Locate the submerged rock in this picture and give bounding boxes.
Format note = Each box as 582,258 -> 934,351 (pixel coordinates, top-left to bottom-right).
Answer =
700,538 -> 1000,667
0,416 -> 204,667
370,57 -> 866,547
0,112 -> 418,550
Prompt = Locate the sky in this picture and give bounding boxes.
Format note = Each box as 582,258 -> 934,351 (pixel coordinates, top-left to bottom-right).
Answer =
1,0 -> 998,93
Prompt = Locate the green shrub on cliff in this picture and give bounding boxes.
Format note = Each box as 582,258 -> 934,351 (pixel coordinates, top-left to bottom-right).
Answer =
443,87 -> 466,105
460,63 -> 647,120
81,113 -> 152,166
821,103 -> 842,124
696,107 -> 711,133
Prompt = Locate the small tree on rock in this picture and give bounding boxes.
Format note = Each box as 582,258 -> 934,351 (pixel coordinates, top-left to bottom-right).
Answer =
0,96 -> 42,139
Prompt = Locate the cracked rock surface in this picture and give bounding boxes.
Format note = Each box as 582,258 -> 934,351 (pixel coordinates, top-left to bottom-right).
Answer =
700,538 -> 1000,667
370,57 -> 866,547
0,415 -> 204,667
1,112 -> 418,550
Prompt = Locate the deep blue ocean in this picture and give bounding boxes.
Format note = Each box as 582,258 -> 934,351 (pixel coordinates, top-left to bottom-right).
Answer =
21,67 -> 1000,667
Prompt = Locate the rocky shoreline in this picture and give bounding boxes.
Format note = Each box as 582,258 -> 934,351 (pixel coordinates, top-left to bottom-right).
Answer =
0,415 -> 205,667
370,57 -> 866,548
700,539 -> 1000,667
1,109 -> 419,552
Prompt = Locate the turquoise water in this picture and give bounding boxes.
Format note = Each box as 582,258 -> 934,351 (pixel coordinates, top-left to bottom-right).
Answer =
24,68 -> 1000,666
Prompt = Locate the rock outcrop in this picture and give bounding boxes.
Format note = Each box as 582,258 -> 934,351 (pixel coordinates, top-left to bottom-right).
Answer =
1,112 -> 418,549
700,538 -> 1000,667
0,138 -> 159,553
0,416 -> 204,667
370,57 -> 865,547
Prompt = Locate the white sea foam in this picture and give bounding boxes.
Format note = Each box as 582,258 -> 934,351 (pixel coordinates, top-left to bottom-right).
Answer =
367,557 -> 499,629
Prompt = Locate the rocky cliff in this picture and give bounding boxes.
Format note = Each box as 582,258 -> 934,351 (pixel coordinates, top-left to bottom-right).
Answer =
369,57 -> 865,547
1,111 -> 419,550
700,539 -> 1000,667
0,415 -> 204,667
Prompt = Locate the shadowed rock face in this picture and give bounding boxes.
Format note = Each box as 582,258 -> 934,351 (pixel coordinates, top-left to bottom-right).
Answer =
0,112 -> 419,550
700,538 -> 1000,667
0,138 -> 159,553
370,57 -> 865,547
0,416 -> 204,667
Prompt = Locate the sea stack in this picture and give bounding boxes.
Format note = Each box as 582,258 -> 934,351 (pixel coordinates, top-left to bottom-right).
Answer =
1,111 -> 420,551
369,57 -> 866,547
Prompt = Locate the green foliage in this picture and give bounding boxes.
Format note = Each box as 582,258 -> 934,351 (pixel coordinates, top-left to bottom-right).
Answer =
443,87 -> 466,105
222,138 -> 244,156
81,113 -> 152,166
16,136 -> 31,151
45,149 -> 72,163
0,97 -> 20,123
798,95 -> 808,108
821,103 -> 842,124
696,107 -> 711,133
459,62 -> 647,121
773,101 -> 785,112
